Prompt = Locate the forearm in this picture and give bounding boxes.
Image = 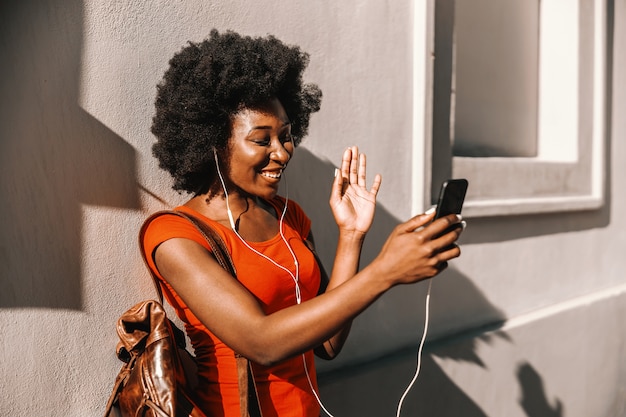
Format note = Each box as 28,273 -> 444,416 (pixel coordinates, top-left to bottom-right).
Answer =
249,260 -> 389,365
327,230 -> 366,289
317,230 -> 366,358
157,236 -> 384,366
158,211 -> 462,367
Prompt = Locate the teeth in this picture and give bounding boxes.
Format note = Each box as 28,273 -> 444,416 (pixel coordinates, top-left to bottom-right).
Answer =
261,170 -> 282,179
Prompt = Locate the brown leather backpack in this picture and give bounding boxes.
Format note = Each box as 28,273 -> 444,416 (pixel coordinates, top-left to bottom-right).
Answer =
103,211 -> 261,417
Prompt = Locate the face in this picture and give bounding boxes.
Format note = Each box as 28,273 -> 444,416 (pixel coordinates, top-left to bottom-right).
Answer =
222,98 -> 294,200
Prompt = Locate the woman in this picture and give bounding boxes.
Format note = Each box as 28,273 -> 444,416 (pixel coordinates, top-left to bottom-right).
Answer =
144,29 -> 464,417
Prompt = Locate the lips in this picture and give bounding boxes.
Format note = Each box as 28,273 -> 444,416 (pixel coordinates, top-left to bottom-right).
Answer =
260,168 -> 283,179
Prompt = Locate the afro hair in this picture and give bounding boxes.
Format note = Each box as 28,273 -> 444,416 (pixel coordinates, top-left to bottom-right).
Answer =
151,29 -> 322,194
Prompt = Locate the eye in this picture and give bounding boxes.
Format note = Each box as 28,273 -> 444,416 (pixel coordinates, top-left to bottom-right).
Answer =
280,133 -> 294,144
252,136 -> 271,146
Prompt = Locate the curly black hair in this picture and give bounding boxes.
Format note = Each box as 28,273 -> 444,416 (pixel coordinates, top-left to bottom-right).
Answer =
151,29 -> 322,194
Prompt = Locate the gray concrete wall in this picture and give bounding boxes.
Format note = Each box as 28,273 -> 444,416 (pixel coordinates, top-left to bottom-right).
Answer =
1,1 -> 624,416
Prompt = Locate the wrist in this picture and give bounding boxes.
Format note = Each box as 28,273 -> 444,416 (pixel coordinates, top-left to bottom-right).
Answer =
337,228 -> 367,245
359,261 -> 395,293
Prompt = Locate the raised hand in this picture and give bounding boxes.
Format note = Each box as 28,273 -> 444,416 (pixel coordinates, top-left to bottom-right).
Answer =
329,146 -> 382,236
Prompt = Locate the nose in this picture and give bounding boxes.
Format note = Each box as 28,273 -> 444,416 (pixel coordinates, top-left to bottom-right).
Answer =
270,138 -> 292,165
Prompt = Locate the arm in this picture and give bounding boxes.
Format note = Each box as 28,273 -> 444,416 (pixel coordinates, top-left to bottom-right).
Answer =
154,146 -> 460,366
306,231 -> 359,360
311,146 -> 380,359
155,209 -> 463,367
155,208 -> 461,365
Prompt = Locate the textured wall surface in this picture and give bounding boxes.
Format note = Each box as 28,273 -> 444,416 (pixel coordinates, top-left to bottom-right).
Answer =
1,1 -> 624,416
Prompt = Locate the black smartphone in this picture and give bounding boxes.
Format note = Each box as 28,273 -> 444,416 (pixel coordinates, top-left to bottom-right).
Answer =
434,179 -> 468,219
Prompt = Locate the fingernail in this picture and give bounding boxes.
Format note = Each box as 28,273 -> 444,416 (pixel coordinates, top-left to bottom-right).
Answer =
461,220 -> 467,230
425,207 -> 436,215
456,214 -> 463,221
334,168 -> 339,177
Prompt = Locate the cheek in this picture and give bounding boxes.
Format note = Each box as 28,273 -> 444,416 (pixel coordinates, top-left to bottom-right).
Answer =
286,143 -> 295,159
228,151 -> 267,180
228,144 -> 258,166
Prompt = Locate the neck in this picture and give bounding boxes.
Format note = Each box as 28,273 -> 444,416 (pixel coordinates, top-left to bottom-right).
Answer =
187,191 -> 274,231
211,190 -> 256,213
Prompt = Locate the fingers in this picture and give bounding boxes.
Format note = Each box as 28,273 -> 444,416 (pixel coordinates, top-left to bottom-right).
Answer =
339,146 -> 357,185
429,216 -> 463,264
438,242 -> 461,262
330,167 -> 346,202
370,173 -> 382,196
427,214 -> 464,239
400,209 -> 437,233
402,212 -> 463,268
330,147 -> 359,204
358,151 -> 382,196
358,152 -> 366,187
350,146 -> 358,185
336,146 -> 382,194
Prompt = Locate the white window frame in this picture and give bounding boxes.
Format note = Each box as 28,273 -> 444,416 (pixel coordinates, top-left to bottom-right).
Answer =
413,0 -> 607,217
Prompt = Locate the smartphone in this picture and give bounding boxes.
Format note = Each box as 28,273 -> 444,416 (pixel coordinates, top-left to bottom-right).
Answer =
434,179 -> 468,219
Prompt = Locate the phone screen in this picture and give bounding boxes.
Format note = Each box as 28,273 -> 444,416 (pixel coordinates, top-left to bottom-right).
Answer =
434,179 -> 468,219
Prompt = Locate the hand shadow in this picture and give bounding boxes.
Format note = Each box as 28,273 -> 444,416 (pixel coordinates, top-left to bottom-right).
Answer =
517,362 -> 564,417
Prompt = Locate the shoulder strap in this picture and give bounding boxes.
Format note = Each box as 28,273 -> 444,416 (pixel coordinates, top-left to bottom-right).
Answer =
138,209 -> 236,304
138,210 -> 261,417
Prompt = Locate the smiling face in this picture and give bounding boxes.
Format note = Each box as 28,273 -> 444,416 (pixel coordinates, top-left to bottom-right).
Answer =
223,98 -> 294,200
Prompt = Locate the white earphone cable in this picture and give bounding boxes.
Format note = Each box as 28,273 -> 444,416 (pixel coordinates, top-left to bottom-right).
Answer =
395,278 -> 433,417
215,151 -> 431,417
214,151 -> 302,301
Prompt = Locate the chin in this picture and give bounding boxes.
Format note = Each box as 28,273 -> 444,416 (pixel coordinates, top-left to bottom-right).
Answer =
264,189 -> 279,200
246,187 -> 278,201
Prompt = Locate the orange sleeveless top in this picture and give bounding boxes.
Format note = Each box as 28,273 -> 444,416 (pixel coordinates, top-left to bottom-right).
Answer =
142,197 -> 322,417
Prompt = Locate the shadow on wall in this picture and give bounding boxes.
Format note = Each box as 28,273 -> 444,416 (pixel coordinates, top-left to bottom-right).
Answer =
288,148 -> 566,416
287,148 -> 496,415
314,278 -> 506,417
0,0 -> 574,413
517,362 -> 563,417
0,0 -> 139,309
315,331 -> 567,416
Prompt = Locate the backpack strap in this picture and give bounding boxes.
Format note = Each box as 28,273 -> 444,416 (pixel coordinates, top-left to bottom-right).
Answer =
138,210 -> 236,303
138,210 -> 261,417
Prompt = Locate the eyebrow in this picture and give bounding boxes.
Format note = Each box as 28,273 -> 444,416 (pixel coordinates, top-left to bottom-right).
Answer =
247,121 -> 291,132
